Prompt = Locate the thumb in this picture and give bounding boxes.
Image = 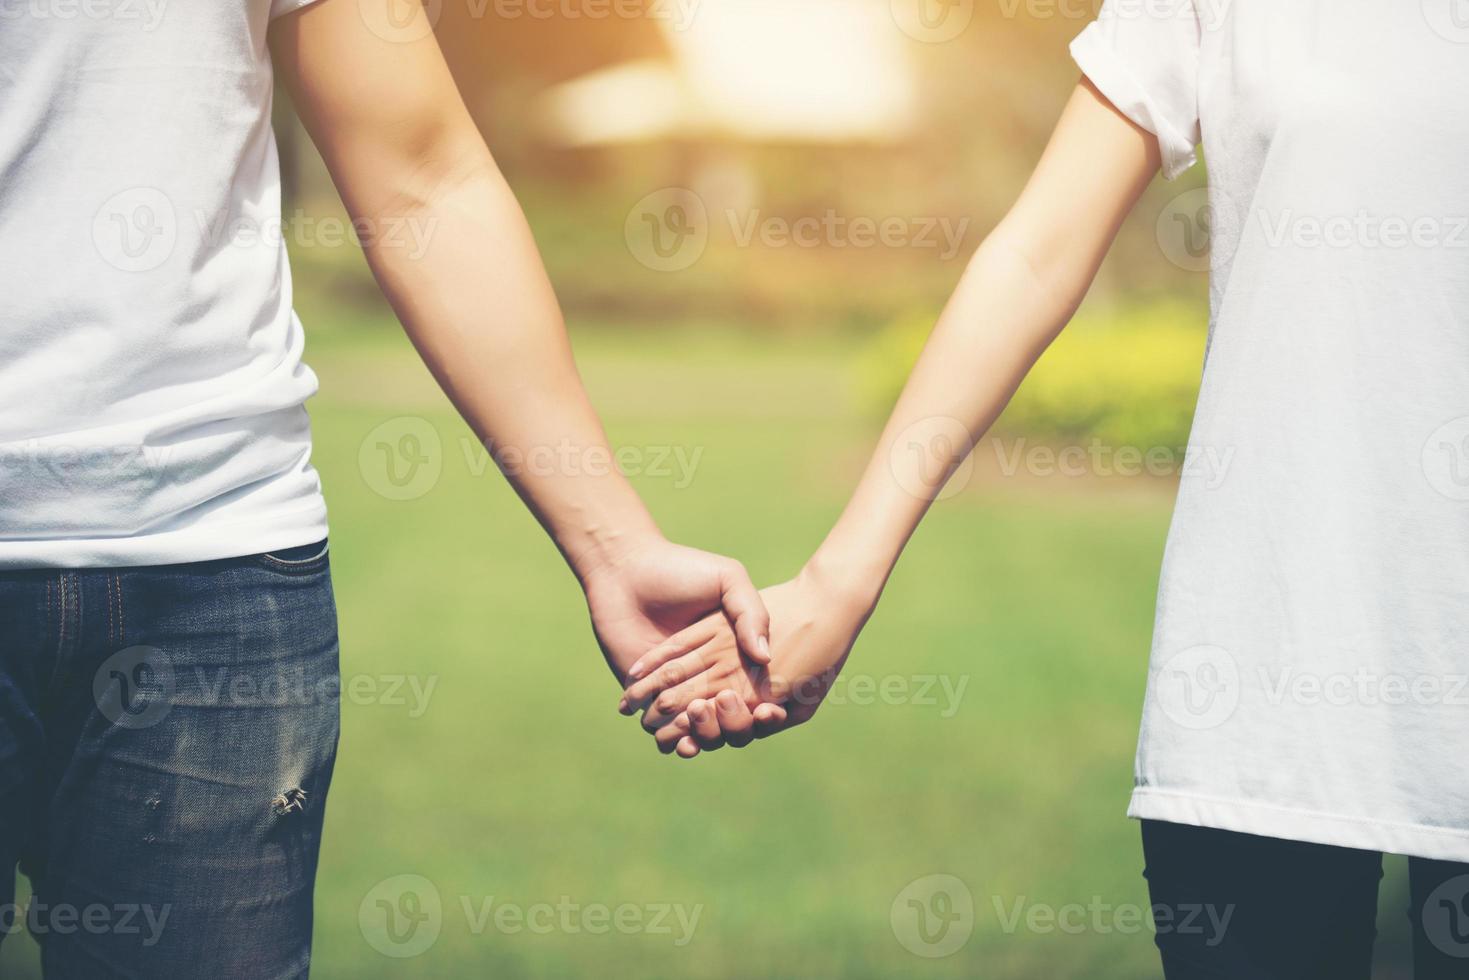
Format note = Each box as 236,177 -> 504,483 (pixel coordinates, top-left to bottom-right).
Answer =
752,702 -> 796,738
717,560 -> 771,666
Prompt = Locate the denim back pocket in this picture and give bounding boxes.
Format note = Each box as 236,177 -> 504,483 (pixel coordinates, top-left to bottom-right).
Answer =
254,539 -> 330,574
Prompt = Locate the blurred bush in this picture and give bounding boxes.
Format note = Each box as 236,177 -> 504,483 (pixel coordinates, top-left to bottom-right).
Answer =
861,297 -> 1208,450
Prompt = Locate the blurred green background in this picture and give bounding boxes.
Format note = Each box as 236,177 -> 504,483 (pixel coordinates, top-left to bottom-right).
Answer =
0,1 -> 1422,976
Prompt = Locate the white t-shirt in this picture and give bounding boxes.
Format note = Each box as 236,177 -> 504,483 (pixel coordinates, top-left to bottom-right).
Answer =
1073,0 -> 1469,860
0,0 -> 330,567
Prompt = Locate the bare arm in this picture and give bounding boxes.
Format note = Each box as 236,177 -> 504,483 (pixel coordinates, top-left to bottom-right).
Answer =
810,79 -> 1158,594
622,81 -> 1164,754
270,0 -> 771,678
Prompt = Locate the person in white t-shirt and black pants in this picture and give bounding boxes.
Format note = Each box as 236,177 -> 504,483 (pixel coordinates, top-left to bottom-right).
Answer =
618,2 -> 1469,976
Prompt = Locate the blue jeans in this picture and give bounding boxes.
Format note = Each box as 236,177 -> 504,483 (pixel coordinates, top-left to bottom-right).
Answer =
0,542 -> 340,979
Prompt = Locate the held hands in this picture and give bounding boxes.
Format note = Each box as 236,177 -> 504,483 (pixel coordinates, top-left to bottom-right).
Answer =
578,533 -> 772,684
617,561 -> 878,757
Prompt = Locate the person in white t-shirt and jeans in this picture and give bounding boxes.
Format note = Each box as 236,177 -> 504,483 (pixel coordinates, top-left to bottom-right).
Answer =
0,3 -> 779,976
619,2 -> 1469,976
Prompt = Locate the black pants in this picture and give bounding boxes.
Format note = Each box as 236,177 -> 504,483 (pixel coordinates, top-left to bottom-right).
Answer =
1142,820 -> 1469,979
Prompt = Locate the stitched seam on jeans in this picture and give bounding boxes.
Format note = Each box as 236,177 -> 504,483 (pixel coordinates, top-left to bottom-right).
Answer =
45,578 -> 54,661
56,574 -> 67,662
108,573 -> 118,646
44,574 -> 73,697
104,574 -> 115,647
115,573 -> 125,646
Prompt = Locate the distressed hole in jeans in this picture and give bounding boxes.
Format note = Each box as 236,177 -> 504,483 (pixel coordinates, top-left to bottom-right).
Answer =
271,787 -> 308,816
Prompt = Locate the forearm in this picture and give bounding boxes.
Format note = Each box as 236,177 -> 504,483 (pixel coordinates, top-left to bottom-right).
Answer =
271,8 -> 660,580
807,80 -> 1160,606
356,149 -> 658,580
810,234 -> 1084,597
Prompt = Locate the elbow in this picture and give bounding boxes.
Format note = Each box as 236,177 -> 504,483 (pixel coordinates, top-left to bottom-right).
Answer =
355,115 -> 500,219
400,139 -> 499,213
972,220 -> 1096,328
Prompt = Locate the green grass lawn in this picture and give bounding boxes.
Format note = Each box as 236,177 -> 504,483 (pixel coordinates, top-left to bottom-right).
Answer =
1,297 -> 1417,978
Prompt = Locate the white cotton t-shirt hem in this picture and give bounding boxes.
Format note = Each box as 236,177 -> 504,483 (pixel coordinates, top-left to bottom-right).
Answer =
270,0 -> 327,18
1130,789 -> 1469,864
0,499 -> 328,570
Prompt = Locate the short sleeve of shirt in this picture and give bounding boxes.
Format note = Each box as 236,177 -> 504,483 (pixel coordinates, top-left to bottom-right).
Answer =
270,0 -> 329,20
1070,0 -> 1202,180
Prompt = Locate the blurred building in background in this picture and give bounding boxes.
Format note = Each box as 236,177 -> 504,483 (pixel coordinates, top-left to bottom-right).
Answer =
284,0 -> 1205,349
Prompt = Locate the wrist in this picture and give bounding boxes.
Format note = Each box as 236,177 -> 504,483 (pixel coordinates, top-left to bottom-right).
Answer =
560,501 -> 663,585
801,546 -> 886,620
